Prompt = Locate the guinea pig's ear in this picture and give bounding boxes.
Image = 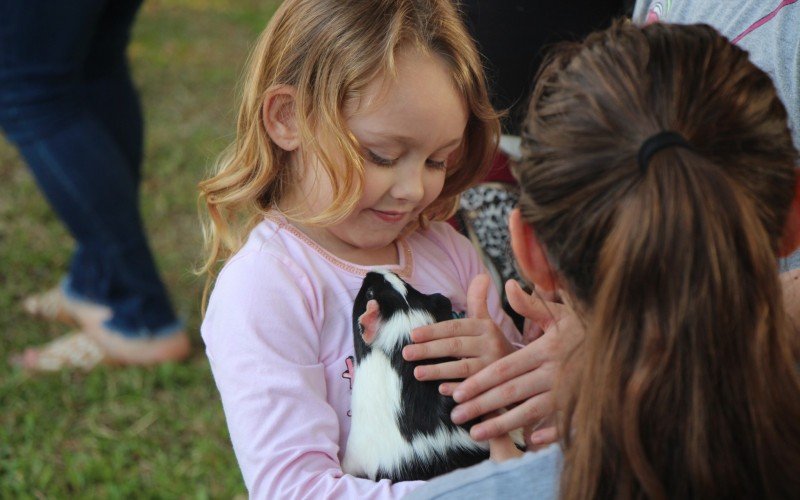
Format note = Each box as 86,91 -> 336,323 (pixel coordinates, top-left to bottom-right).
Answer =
358,299 -> 381,345
262,85 -> 300,152
429,293 -> 453,318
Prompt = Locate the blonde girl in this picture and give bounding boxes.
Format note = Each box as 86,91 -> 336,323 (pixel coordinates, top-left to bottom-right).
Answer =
410,21 -> 800,500
198,0 -> 523,496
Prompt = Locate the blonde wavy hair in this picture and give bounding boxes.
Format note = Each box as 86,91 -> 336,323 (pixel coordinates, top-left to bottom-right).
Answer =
198,0 -> 500,306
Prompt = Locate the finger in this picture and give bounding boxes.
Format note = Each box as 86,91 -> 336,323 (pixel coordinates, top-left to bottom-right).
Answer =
468,392 -> 555,441
438,382 -> 458,396
522,318 -> 544,343
411,318 -> 485,343
413,357 -> 483,381
467,274 -> 492,320
403,335 -> 483,361
453,343 -> 546,402
530,426 -> 558,448
505,279 -> 557,327
451,367 -> 552,424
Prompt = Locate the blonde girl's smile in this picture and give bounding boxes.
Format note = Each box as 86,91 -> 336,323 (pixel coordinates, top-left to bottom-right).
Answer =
369,209 -> 409,224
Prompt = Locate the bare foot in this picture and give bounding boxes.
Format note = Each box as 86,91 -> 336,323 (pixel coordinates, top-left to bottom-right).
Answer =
85,325 -> 191,366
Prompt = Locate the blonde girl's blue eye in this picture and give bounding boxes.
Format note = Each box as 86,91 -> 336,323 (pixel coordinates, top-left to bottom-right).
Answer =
365,149 -> 396,167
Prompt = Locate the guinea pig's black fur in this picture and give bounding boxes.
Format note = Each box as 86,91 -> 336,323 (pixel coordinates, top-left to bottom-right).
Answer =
342,270 -> 489,482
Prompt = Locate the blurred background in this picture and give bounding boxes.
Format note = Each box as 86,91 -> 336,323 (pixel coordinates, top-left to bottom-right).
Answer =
0,1 -> 280,496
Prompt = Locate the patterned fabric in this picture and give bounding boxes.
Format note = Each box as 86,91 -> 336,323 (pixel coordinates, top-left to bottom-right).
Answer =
28,332 -> 107,371
457,182 -> 522,293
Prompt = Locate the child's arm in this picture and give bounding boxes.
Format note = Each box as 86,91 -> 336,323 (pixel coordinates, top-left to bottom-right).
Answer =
202,252 -> 423,499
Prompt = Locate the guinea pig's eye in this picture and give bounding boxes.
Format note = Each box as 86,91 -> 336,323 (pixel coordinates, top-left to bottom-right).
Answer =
365,289 -> 375,300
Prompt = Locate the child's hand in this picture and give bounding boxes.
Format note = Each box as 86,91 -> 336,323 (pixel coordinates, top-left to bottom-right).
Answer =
446,280 -> 585,445
401,274 -> 514,382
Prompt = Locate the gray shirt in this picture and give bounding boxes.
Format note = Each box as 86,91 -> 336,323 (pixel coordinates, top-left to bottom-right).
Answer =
633,0 -> 800,270
405,445 -> 562,499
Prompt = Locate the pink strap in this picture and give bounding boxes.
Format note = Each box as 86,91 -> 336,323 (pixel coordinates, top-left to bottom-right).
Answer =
731,0 -> 798,44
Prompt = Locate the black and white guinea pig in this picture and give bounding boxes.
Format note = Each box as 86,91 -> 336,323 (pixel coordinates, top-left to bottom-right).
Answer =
341,269 -> 490,482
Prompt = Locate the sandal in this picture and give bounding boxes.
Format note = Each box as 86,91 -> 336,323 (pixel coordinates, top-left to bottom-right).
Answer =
8,327 -> 191,372
22,286 -> 111,328
9,331 -> 110,372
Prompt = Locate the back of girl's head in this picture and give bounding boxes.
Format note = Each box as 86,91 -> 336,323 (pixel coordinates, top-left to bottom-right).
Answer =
199,0 -> 498,272
516,21 -> 800,498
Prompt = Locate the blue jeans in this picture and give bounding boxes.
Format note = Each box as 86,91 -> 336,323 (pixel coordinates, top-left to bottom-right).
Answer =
0,0 -> 180,338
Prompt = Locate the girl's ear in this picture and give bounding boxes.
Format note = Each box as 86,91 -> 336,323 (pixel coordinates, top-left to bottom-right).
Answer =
509,208 -> 558,293
262,85 -> 300,151
779,174 -> 800,257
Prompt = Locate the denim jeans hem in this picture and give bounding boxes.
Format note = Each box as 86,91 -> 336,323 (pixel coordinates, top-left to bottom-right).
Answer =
61,275 -> 110,308
63,276 -> 183,339
102,317 -> 185,339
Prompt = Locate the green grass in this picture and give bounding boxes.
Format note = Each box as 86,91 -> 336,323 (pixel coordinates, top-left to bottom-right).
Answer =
0,1 -> 279,496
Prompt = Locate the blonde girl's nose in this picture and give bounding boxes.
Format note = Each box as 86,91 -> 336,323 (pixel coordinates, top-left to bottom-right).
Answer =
391,164 -> 426,203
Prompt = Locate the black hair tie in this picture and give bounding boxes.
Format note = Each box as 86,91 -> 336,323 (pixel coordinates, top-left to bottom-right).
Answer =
637,131 -> 692,171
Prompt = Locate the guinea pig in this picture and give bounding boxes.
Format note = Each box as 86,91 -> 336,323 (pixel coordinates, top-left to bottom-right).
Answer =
341,270 -> 490,482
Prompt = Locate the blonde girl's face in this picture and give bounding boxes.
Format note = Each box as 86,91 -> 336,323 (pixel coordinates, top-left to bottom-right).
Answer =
295,47 -> 469,262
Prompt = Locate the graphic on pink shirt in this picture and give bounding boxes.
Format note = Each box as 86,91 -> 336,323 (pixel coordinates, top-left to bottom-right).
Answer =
342,355 -> 355,389
342,355 -> 355,417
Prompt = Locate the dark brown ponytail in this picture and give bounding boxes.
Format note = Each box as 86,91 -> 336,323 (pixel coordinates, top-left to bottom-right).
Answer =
517,21 -> 800,499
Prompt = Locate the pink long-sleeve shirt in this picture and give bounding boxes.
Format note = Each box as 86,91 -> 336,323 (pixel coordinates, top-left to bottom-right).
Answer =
201,214 -> 522,499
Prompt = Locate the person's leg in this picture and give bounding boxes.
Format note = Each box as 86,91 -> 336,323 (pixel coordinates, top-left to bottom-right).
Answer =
0,0 -> 108,323
0,1 -> 185,350
62,1 -> 144,309
82,0 -> 144,182
18,125 -> 181,337
71,0 -> 183,337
